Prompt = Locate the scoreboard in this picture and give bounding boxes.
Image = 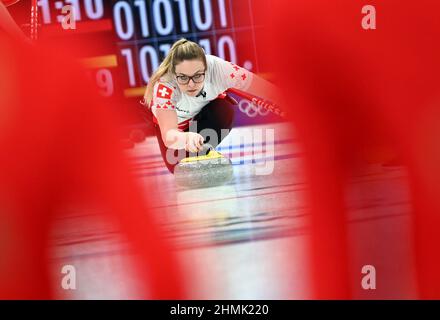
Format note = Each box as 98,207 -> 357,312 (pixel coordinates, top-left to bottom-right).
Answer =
8,0 -> 276,129
33,1 -> 265,100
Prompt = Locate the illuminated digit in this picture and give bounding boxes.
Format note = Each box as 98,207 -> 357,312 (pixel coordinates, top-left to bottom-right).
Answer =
174,0 -> 189,32
84,0 -> 104,20
96,69 -> 114,97
153,0 -> 174,35
199,39 -> 212,55
65,0 -> 81,21
134,0 -> 150,38
121,48 -> 136,86
139,46 -> 159,83
217,0 -> 227,27
193,0 -> 213,31
218,35 -> 236,63
159,43 -> 171,57
37,0 -> 51,24
114,1 -> 134,40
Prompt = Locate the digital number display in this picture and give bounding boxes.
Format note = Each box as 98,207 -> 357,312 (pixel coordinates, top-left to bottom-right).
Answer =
34,0 -> 262,102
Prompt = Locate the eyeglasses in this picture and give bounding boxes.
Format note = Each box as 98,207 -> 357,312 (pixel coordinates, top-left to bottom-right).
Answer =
175,72 -> 205,85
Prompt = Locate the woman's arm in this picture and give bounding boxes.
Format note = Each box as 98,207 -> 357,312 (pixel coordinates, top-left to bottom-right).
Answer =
210,54 -> 284,107
155,110 -> 203,152
243,73 -> 284,107
0,1 -> 30,43
156,109 -> 182,148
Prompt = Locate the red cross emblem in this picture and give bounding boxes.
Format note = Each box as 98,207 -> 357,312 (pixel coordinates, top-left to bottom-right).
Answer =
157,84 -> 172,99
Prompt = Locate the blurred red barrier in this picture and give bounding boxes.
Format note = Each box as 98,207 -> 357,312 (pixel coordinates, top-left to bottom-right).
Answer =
0,32 -> 185,299
255,0 -> 440,298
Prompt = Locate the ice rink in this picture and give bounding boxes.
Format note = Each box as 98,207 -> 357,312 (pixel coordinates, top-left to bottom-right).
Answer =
50,122 -> 417,299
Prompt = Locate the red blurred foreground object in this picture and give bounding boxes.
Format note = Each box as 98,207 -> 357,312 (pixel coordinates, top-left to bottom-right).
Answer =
1,0 -> 20,7
0,32 -> 185,299
256,0 -> 440,298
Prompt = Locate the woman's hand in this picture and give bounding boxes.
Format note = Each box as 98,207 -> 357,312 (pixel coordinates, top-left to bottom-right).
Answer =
184,132 -> 204,153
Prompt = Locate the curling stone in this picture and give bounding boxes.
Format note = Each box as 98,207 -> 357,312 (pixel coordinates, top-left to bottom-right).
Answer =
174,145 -> 234,189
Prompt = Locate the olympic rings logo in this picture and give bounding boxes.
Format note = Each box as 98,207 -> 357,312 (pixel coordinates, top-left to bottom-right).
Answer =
238,99 -> 271,118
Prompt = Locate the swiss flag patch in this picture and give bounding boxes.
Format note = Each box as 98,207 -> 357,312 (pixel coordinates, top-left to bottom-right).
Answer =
156,84 -> 173,99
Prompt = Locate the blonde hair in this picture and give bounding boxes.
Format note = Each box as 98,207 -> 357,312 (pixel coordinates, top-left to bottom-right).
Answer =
143,38 -> 207,106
